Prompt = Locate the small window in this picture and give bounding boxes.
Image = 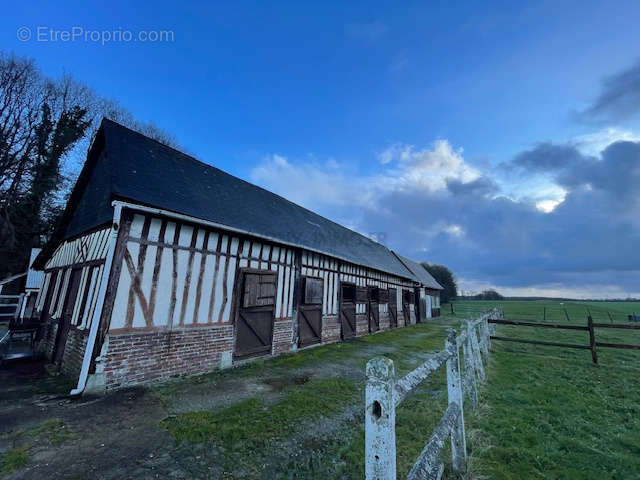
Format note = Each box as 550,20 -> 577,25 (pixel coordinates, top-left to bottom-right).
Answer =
304,277 -> 323,305
342,283 -> 356,303
368,286 -> 380,302
243,272 -> 277,308
356,286 -> 368,303
378,288 -> 389,304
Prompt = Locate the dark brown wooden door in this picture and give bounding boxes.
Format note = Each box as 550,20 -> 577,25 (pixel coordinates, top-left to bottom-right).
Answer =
368,303 -> 379,333
235,271 -> 276,359
402,290 -> 412,326
53,269 -> 82,365
299,305 -> 322,347
414,288 -> 422,323
339,283 -> 356,340
298,277 -> 323,347
388,288 -> 397,328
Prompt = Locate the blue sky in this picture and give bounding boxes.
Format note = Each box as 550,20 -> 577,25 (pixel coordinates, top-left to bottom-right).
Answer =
3,0 -> 640,297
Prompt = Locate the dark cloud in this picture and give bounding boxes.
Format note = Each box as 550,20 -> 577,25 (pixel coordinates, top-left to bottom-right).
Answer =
446,176 -> 498,196
578,59 -> 640,123
359,140 -> 640,294
511,142 -> 588,173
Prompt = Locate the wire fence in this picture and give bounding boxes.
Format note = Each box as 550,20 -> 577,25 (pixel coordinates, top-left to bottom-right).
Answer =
447,301 -> 638,324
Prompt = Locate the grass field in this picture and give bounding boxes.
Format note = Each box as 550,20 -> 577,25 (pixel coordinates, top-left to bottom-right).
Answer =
449,300 -> 640,479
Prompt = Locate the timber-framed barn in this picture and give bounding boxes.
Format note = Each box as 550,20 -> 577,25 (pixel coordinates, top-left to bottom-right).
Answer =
32,119 -> 442,393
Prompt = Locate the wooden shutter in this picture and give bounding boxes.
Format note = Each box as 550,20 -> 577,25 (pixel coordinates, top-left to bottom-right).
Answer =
355,286 -> 368,304
368,287 -> 379,302
379,288 -> 389,304
243,273 -> 276,307
304,277 -> 323,305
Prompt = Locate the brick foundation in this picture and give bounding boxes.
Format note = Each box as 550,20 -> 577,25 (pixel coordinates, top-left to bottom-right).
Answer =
321,315 -> 340,343
272,318 -> 294,354
36,321 -> 87,380
60,329 -> 89,379
102,325 -> 234,390
355,313 -> 368,336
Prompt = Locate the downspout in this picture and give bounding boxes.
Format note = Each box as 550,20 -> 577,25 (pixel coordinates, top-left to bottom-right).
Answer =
70,202 -> 123,396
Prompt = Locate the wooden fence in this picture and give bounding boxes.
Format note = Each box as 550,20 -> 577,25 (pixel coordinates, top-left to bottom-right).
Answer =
489,316 -> 640,364
364,308 -> 502,479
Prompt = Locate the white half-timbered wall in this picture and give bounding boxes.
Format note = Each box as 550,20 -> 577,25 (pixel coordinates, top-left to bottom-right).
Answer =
34,227 -> 110,330
301,251 -> 415,316
109,213 -> 296,331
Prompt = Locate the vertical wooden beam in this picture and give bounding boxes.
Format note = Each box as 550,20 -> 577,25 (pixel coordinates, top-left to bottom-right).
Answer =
446,329 -> 467,474
588,315 -> 598,364
365,356 -> 396,480
462,324 -> 478,408
290,249 -> 302,349
468,320 -> 485,381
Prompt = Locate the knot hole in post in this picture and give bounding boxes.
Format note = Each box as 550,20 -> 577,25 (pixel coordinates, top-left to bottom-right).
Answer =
372,400 -> 382,420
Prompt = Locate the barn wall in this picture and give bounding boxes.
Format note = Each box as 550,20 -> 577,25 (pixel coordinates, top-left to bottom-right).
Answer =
94,210 -> 421,390
34,227 -> 110,377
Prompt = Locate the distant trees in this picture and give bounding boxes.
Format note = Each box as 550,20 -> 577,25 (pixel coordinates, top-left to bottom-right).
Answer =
422,263 -> 457,304
0,52 -> 175,280
473,289 -> 504,300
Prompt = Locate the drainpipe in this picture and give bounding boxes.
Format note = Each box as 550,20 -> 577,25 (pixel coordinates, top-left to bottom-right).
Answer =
70,202 -> 123,396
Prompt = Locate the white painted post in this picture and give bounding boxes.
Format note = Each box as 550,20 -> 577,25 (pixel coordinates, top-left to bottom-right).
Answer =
462,324 -> 478,408
467,320 -> 486,382
365,357 -> 396,480
478,320 -> 489,360
445,329 -> 466,474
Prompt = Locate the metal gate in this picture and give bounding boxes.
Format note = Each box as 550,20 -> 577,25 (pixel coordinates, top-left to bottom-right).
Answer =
53,268 -> 82,365
234,271 -> 276,359
340,283 -> 356,339
388,288 -> 398,328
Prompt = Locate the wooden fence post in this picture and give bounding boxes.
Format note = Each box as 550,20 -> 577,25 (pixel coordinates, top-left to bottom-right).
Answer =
445,329 -> 466,474
365,357 -> 396,480
587,316 -> 598,365
467,320 -> 486,381
543,307 -> 546,322
451,302 -> 454,315
564,308 -> 570,322
462,324 -> 478,408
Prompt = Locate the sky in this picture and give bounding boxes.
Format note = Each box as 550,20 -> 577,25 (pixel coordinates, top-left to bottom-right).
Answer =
2,0 -> 640,298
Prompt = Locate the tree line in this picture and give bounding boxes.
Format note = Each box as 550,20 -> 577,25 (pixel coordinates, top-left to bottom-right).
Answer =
0,51 -> 175,284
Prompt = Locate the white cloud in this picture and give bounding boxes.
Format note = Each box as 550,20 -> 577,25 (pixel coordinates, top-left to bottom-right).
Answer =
572,127 -> 640,157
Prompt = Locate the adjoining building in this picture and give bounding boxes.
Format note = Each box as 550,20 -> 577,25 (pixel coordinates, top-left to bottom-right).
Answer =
32,119 -> 442,393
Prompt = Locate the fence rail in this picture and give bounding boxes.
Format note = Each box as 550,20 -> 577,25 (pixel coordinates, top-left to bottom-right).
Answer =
0,294 -> 24,319
489,316 -> 640,364
365,308 -> 502,480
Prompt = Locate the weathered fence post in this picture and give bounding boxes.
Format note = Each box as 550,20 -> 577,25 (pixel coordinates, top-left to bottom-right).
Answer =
365,357 -> 396,480
445,329 -> 466,474
467,320 -> 486,381
462,324 -> 478,408
587,316 -> 598,365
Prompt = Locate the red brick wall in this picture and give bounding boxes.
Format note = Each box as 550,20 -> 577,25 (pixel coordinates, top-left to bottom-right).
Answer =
355,313 -> 368,336
103,325 -> 234,390
272,318 -> 293,354
379,312 -> 391,331
60,329 -> 88,379
321,315 -> 340,344
37,321 -> 57,358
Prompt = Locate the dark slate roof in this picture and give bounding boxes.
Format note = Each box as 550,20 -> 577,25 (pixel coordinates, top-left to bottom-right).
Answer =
392,253 -> 443,290
38,119 -> 417,280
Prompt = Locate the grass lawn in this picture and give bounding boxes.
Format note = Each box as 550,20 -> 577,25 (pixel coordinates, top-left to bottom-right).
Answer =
457,300 -> 640,479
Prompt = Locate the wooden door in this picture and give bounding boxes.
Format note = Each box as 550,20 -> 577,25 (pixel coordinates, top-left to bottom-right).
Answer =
414,287 -> 422,323
234,271 -> 276,359
368,287 -> 379,333
402,290 -> 412,326
340,283 -> 356,339
53,269 -> 82,365
388,288 -> 397,328
298,277 -> 323,347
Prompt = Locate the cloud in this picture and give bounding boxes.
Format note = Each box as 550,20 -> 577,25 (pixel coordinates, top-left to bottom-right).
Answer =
250,136 -> 640,298
346,20 -> 388,41
577,59 -> 640,123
